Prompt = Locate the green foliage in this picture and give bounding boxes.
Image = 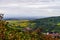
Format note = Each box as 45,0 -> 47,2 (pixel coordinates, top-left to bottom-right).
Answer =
33,16 -> 60,32
1,16 -> 60,40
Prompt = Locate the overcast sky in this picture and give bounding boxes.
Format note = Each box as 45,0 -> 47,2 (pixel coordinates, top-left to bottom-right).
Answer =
0,0 -> 60,18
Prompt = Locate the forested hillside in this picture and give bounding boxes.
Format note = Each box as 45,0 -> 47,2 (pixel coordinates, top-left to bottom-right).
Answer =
32,16 -> 60,33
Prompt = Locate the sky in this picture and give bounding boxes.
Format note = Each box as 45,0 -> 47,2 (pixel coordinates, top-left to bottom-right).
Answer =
0,0 -> 60,18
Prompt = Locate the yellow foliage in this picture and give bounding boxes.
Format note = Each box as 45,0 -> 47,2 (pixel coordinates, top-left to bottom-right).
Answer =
20,22 -> 29,27
57,23 -> 60,26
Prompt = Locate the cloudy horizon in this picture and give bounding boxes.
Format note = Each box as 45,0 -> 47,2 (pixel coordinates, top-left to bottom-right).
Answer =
0,0 -> 60,18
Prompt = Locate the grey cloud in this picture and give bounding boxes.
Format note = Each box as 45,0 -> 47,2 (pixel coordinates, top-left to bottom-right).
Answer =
0,0 -> 59,3
0,0 -> 60,17
39,6 -> 60,9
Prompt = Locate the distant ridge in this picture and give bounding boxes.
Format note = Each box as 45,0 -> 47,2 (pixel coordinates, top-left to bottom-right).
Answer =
3,16 -> 60,20
31,16 -> 60,32
3,16 -> 48,20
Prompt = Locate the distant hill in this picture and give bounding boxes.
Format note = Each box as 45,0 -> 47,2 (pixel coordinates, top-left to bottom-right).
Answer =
31,16 -> 60,33
3,16 -> 49,20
